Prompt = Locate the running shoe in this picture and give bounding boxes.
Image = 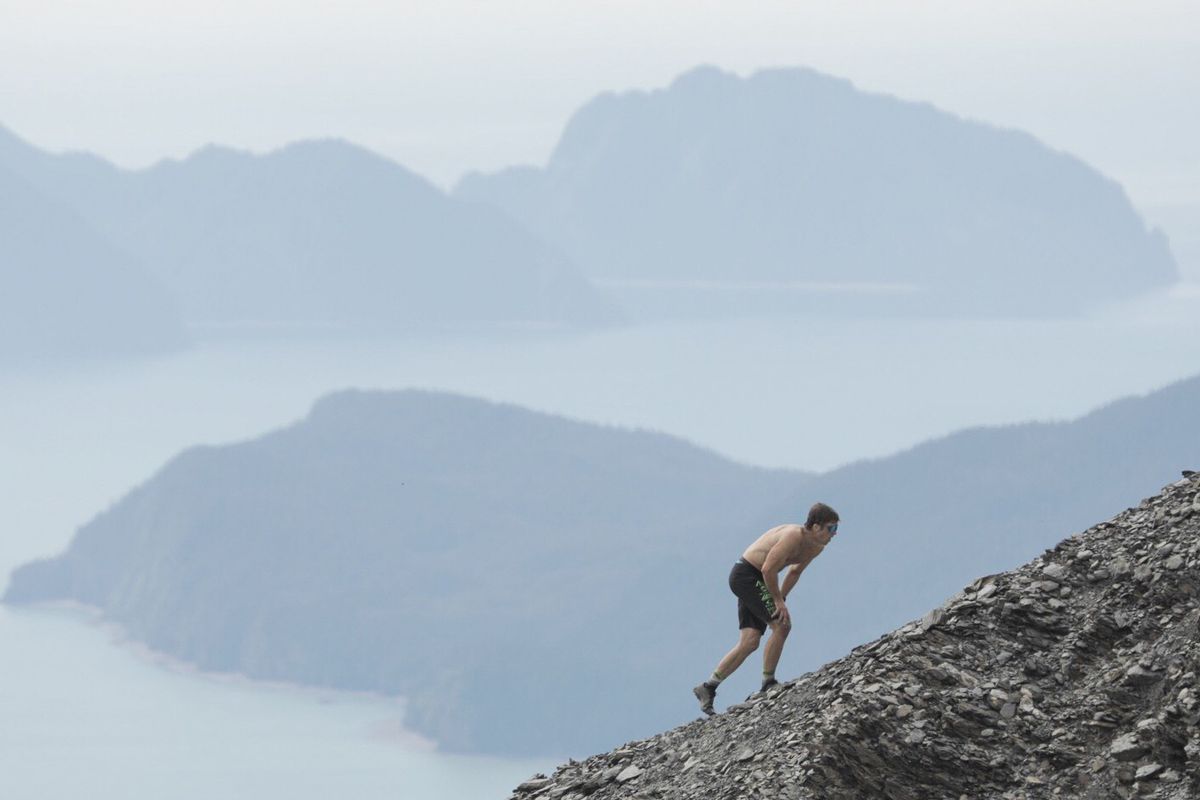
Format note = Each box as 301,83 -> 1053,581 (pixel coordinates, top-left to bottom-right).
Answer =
692,681 -> 717,716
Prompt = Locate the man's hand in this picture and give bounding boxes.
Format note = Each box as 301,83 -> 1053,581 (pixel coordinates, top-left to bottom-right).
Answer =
773,600 -> 791,628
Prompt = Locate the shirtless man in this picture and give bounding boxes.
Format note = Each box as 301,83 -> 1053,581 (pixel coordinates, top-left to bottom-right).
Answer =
692,502 -> 840,715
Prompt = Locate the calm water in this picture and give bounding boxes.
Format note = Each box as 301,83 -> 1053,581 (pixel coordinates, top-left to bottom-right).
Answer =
0,605 -> 551,799
2,287 -> 1199,798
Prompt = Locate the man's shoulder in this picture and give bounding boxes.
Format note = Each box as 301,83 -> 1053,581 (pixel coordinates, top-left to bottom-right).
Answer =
762,523 -> 801,541
780,525 -> 811,552
796,526 -> 825,553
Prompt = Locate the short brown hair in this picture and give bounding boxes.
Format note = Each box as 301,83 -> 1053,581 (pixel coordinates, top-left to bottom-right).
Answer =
806,502 -> 839,528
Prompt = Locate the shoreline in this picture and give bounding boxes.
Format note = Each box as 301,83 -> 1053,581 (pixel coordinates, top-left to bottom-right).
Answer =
3,600 -> 438,752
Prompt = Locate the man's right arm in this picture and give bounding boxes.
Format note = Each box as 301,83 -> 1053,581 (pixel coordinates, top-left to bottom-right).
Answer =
781,543 -> 820,597
781,564 -> 803,599
760,533 -> 802,625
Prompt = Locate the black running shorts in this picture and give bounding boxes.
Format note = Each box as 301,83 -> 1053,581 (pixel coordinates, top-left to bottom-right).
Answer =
728,558 -> 778,633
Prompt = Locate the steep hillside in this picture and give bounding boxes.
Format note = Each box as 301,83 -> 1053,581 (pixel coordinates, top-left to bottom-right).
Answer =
748,373 -> 1200,674
507,472 -> 1200,799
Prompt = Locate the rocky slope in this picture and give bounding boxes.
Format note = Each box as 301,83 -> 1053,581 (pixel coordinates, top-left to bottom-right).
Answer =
508,472 -> 1200,799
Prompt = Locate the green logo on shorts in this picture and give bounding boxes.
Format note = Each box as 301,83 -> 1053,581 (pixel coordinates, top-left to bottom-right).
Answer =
755,579 -> 777,615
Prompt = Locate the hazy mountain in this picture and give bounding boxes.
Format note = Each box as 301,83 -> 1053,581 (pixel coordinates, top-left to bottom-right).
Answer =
0,160 -> 188,362
4,390 -> 801,755
456,65 -> 1178,317
0,125 -> 618,331
6,378 -> 1199,757
503,474 -> 1200,799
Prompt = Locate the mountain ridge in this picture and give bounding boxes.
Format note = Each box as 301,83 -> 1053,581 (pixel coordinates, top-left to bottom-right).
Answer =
456,64 -> 1177,318
0,124 -> 619,332
0,156 -> 188,362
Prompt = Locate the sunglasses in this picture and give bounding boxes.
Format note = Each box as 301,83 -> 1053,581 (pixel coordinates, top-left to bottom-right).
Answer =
828,522 -> 839,534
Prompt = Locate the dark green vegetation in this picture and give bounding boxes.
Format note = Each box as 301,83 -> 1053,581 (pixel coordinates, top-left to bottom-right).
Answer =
6,377 -> 1199,756
457,65 -> 1177,317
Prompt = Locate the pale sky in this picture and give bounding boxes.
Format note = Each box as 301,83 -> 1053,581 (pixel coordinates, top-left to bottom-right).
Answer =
2,0 -> 1197,255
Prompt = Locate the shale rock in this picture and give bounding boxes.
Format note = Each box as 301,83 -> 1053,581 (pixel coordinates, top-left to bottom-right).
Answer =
508,472 -> 1200,799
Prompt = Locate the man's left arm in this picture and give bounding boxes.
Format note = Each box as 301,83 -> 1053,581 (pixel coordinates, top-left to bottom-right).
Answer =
781,549 -> 818,600
781,564 -> 804,600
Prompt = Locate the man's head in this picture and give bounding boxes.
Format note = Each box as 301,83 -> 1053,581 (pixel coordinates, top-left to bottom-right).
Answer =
805,502 -> 840,544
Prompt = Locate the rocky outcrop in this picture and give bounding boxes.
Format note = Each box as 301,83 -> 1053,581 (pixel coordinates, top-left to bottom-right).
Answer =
509,472 -> 1200,799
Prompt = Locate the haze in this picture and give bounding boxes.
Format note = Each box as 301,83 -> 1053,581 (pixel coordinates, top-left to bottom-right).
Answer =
3,1 -> 1197,218
3,3 -> 1200,797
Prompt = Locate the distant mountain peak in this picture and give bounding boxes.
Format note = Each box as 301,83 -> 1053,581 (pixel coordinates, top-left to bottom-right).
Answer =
270,137 -> 397,164
668,63 -> 852,94
169,137 -> 407,171
0,121 -> 49,163
456,62 -> 1178,315
0,122 -> 615,331
0,121 -> 27,147
665,63 -> 741,91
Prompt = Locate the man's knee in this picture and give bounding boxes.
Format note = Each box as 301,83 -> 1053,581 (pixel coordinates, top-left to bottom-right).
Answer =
740,631 -> 762,653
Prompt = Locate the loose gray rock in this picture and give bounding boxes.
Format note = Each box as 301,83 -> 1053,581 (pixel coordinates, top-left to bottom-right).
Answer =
1135,763 -> 1163,781
1043,563 -> 1068,580
517,777 -> 552,792
1110,734 -> 1148,762
1124,665 -> 1164,687
509,474 -> 1200,800
616,766 -> 644,783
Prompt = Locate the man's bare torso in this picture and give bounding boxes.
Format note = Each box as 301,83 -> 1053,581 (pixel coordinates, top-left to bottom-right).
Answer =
742,524 -> 824,575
